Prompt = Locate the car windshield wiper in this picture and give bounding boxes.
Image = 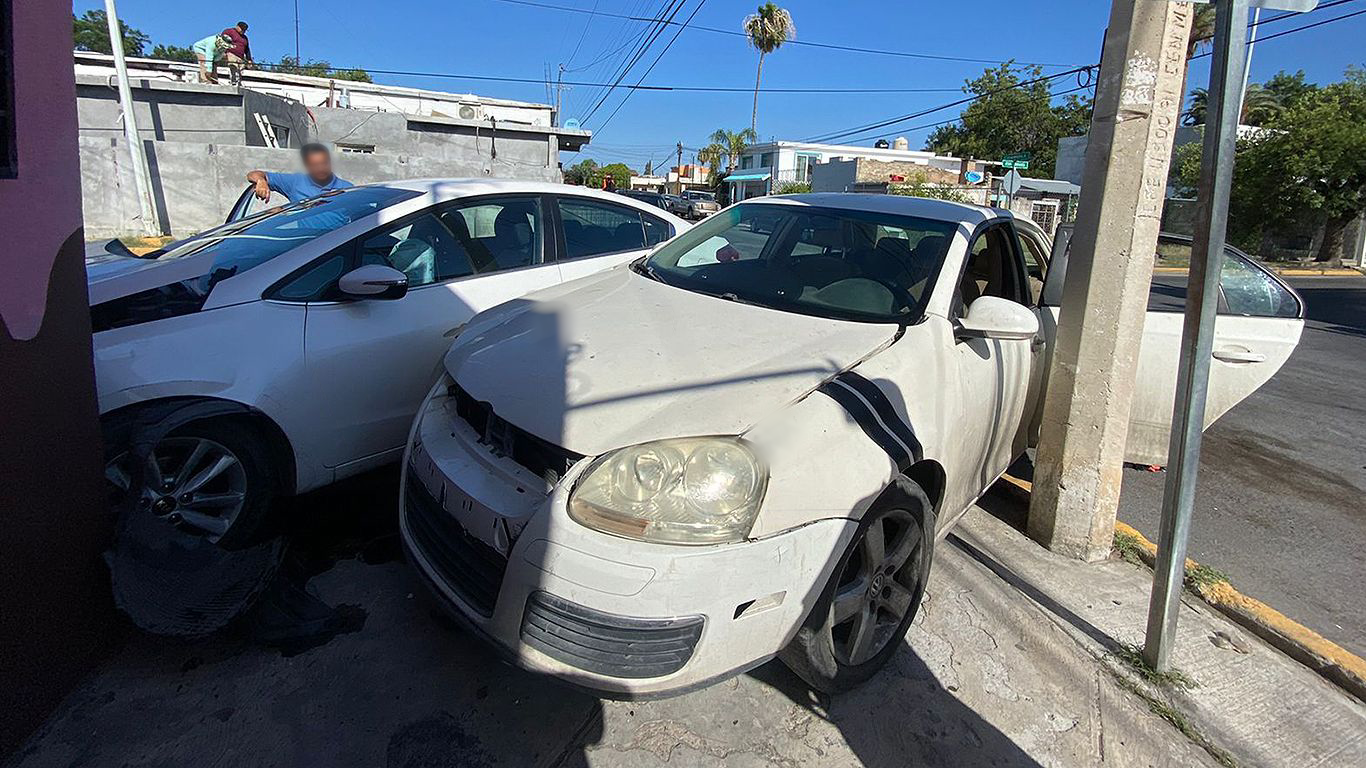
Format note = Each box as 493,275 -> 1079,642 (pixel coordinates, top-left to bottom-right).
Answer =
635,261 -> 671,286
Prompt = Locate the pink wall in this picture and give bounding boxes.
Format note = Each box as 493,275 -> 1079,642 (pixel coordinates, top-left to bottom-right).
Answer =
0,0 -> 83,341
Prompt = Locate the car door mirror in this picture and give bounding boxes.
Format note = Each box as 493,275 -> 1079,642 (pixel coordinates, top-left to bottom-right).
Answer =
337,264 -> 408,301
956,296 -> 1039,341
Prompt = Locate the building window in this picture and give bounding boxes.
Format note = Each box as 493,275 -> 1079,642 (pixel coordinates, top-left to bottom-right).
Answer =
337,143 -> 375,154
0,0 -> 15,177
760,152 -> 774,168
1029,200 -> 1060,235
740,155 -> 754,170
795,153 -> 820,182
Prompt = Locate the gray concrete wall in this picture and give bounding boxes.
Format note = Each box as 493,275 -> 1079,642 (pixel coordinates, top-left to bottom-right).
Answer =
82,137 -> 562,239
810,158 -> 858,193
77,76 -> 249,146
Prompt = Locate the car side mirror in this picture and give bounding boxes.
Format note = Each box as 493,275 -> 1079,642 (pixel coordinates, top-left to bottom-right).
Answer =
955,296 -> 1039,341
337,264 -> 408,301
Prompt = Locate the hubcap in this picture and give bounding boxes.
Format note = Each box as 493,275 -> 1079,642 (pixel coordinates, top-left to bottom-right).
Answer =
828,509 -> 924,666
106,437 -> 247,544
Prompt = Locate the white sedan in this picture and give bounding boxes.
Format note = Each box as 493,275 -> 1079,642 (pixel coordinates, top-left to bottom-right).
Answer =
401,194 -> 1303,696
91,180 -> 686,546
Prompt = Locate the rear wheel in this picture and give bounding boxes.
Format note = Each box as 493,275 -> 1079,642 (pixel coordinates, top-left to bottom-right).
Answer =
105,418 -> 276,549
780,483 -> 933,693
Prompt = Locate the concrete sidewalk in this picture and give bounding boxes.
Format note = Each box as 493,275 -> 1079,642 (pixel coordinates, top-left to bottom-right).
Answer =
8,495 -> 1362,767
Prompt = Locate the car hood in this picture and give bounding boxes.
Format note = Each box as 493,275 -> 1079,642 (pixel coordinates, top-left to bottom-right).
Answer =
445,265 -> 897,456
85,247 -> 217,306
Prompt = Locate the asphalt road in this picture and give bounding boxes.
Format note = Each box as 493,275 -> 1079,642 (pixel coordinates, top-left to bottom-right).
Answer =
1117,275 -> 1366,657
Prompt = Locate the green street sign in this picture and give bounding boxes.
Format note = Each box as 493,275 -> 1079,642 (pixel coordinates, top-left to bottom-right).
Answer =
1002,151 -> 1031,163
1002,158 -> 1030,170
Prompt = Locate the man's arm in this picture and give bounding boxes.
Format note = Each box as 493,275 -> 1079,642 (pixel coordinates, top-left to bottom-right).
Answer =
246,170 -> 272,201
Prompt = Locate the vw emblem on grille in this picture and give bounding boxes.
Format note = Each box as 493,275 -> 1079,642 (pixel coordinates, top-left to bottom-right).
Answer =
483,414 -> 516,458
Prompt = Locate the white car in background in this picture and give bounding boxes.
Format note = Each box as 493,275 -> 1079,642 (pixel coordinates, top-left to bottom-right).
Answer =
401,194 -> 1303,696
90,180 -> 686,546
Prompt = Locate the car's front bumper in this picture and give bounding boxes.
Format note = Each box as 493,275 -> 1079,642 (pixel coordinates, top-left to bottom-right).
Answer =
399,385 -> 857,697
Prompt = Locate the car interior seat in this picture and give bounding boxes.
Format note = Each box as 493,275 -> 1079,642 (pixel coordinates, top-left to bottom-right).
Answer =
440,210 -> 494,273
791,226 -> 854,288
492,206 -> 535,268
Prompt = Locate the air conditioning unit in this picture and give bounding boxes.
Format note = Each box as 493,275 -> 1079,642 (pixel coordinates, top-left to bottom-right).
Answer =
457,103 -> 483,121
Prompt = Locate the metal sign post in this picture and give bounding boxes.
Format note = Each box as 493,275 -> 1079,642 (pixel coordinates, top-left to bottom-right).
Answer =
1142,0 -> 1315,672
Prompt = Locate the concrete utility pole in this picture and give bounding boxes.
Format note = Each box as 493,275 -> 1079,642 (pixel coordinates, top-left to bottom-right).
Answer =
104,0 -> 159,236
1028,0 -> 1193,561
676,142 -> 684,194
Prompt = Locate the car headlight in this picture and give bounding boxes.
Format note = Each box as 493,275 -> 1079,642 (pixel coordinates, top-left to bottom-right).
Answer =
568,438 -> 767,545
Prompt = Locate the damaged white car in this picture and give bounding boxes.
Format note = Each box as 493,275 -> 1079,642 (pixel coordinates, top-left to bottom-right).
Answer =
90,180 -> 685,546
401,195 -> 1303,696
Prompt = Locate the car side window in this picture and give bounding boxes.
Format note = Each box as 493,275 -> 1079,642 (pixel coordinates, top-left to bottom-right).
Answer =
273,251 -> 349,301
1220,253 -> 1299,317
358,211 -> 475,288
959,224 -> 1028,313
448,197 -> 544,273
558,198 -> 648,259
642,214 -> 673,246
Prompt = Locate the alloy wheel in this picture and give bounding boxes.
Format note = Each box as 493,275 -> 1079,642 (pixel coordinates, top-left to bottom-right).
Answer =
829,508 -> 924,666
106,437 -> 248,544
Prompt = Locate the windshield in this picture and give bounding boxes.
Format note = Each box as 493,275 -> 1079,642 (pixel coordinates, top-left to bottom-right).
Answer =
642,203 -> 957,323
152,185 -> 420,290
685,192 -> 715,201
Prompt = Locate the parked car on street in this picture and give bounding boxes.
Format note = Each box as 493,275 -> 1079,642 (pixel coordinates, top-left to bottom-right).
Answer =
662,193 -> 689,218
400,194 -> 1303,697
679,189 -> 720,219
614,189 -> 670,211
91,180 -> 687,546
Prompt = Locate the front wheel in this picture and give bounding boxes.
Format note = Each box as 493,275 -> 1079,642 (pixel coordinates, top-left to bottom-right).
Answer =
104,418 -> 276,549
779,482 -> 933,693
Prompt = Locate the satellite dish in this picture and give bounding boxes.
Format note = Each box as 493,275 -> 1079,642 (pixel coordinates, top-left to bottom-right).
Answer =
964,170 -> 986,185
564,118 -> 582,130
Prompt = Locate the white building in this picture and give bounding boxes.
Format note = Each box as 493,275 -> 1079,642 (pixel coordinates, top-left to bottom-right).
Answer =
728,139 -> 970,200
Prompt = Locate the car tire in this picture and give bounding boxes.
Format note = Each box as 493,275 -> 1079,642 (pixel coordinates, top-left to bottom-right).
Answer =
779,478 -> 935,694
104,415 -> 277,550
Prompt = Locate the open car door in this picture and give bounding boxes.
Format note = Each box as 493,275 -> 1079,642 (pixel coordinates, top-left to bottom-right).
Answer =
1038,231 -> 1304,466
225,184 -> 291,224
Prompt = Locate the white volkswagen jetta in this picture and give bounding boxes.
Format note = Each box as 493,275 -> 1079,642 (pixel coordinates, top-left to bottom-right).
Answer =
401,195 -> 1303,696
92,179 -> 685,546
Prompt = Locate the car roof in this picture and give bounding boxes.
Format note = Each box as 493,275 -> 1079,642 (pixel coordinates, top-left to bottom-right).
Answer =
745,193 -> 1005,225
377,178 -> 652,206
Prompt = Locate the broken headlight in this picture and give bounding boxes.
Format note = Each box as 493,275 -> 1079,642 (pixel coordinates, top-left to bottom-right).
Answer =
568,438 -> 767,545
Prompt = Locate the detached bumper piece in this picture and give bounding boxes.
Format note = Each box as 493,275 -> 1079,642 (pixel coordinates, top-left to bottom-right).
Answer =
521,591 -> 704,679
404,478 -> 507,617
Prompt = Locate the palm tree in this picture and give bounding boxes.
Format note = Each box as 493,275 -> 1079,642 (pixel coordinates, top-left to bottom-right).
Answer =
708,128 -> 757,173
1184,83 -> 1283,127
1181,5 -> 1217,123
697,142 -> 727,177
743,3 -> 795,135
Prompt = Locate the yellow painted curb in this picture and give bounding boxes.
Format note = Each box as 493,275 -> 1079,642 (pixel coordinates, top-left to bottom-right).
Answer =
998,474 -> 1366,702
1152,266 -> 1362,277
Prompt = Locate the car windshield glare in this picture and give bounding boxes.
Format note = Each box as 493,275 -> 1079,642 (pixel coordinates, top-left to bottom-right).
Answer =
642,203 -> 956,323
156,185 -> 421,288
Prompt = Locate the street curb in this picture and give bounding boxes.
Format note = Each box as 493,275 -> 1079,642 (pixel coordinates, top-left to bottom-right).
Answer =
995,474 -> 1366,704
1151,266 -> 1363,277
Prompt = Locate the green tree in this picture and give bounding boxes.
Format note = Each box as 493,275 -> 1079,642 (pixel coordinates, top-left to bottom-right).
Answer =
600,163 -> 635,189
697,142 -> 727,178
1262,70 -> 1318,111
73,10 -> 149,56
926,63 -> 1092,178
151,44 -> 198,63
708,128 -> 757,173
1185,83 -> 1283,127
1180,69 -> 1366,264
273,56 -> 372,83
742,3 -> 795,135
564,158 -> 599,185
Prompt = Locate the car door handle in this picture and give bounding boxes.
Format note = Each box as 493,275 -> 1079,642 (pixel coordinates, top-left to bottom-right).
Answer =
1213,347 -> 1266,364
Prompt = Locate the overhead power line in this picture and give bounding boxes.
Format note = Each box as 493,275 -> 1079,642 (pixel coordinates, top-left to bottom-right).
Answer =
805,0 -> 1364,146
591,0 -> 711,132
485,0 -> 1085,68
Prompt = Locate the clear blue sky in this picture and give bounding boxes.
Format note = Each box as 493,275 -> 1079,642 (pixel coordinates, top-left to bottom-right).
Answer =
78,0 -> 1365,170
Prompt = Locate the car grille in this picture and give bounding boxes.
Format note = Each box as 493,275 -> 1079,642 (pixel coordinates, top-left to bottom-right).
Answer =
449,383 -> 582,486
404,476 -> 507,617
521,591 -> 704,679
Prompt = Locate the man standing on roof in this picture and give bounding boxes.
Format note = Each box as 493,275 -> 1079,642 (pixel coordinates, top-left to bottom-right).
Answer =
220,22 -> 253,86
246,143 -> 353,203
190,32 -> 227,84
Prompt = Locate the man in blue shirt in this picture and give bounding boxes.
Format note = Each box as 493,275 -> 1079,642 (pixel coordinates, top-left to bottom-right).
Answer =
246,143 -> 352,203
